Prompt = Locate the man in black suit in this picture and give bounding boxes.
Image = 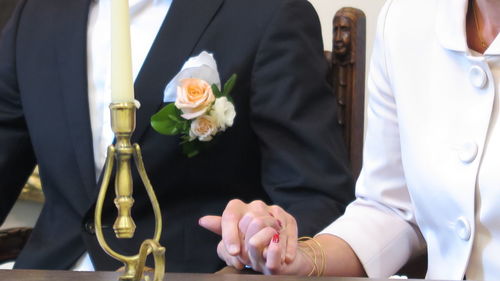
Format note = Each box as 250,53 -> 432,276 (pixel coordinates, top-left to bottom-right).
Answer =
0,0 -> 354,273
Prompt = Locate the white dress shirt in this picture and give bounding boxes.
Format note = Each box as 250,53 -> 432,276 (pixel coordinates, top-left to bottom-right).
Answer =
76,0 -> 172,271
87,0 -> 171,181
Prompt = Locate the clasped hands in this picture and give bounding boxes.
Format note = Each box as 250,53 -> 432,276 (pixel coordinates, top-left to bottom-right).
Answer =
199,199 -> 311,275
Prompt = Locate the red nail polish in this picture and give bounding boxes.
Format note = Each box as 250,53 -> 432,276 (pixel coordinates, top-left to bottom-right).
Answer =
272,233 -> 280,243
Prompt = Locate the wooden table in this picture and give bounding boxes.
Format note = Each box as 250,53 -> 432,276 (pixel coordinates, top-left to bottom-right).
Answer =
0,269 -> 428,281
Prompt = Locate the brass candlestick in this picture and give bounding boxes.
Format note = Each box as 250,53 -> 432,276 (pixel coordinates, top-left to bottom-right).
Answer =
94,102 -> 165,281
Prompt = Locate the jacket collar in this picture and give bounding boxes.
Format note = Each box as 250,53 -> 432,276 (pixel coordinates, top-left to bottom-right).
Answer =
435,0 -> 469,52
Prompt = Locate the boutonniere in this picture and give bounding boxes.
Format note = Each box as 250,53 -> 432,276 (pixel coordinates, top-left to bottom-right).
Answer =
151,51 -> 237,157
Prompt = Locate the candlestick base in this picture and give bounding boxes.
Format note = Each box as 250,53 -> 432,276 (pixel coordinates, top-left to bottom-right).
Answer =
94,102 -> 165,281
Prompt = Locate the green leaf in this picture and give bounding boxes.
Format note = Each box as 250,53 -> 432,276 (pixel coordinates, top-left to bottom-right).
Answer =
151,103 -> 183,135
167,113 -> 182,122
176,120 -> 190,135
182,141 -> 200,158
222,74 -> 237,97
212,84 -> 223,98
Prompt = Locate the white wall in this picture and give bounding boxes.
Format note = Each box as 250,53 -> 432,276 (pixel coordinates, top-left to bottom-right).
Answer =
0,200 -> 42,230
309,0 -> 386,60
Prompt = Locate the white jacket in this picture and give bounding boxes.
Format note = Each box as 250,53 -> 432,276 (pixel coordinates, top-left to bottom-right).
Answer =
322,0 -> 500,279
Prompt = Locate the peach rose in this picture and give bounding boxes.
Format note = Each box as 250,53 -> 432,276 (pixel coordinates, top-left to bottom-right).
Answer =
175,78 -> 215,120
189,115 -> 218,142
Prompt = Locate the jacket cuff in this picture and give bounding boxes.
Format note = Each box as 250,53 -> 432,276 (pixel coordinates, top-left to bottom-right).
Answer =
318,200 -> 425,278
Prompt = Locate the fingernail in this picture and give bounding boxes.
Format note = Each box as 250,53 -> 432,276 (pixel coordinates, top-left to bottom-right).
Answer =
229,245 -> 239,255
272,233 -> 280,243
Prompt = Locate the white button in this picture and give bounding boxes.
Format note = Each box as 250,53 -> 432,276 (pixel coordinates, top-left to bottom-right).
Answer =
458,141 -> 478,163
455,217 -> 471,241
469,65 -> 488,89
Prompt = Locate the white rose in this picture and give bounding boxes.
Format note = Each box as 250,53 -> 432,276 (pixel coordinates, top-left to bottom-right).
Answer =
210,97 -> 236,131
189,115 -> 218,142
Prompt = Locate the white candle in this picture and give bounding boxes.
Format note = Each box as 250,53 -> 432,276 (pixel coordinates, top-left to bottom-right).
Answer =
111,0 -> 134,103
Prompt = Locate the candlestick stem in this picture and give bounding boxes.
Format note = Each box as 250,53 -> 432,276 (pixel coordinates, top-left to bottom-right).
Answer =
94,103 -> 165,281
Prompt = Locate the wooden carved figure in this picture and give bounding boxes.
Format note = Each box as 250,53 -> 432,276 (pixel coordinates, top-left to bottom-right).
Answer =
332,7 -> 366,178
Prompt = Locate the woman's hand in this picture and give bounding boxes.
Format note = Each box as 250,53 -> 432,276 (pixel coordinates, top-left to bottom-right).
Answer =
200,199 -> 366,277
242,224 -> 314,275
199,199 -> 299,271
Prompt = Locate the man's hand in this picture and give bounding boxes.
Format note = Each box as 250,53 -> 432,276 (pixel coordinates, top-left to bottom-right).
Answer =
199,199 -> 298,271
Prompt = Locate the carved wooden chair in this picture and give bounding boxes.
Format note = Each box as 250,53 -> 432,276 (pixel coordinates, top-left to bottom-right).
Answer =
325,7 -> 427,279
0,227 -> 32,264
324,7 -> 365,180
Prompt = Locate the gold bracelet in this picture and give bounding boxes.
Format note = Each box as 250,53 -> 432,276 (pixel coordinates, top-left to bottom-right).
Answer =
309,237 -> 326,276
298,236 -> 326,277
299,240 -> 317,276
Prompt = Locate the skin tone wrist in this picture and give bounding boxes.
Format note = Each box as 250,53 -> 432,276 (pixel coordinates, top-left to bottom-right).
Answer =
295,246 -> 316,276
314,234 -> 367,277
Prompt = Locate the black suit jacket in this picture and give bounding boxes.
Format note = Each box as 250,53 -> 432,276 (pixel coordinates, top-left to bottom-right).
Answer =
0,0 -> 354,273
0,0 -> 18,31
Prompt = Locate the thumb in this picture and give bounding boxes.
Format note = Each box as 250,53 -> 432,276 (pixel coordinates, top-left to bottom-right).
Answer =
199,215 -> 222,235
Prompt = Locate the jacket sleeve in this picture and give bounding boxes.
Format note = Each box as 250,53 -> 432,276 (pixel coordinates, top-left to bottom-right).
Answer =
319,0 -> 426,277
0,0 -> 37,224
250,0 -> 355,237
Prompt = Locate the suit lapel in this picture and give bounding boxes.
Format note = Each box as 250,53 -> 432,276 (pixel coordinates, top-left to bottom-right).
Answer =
56,0 -> 96,200
133,0 -> 225,143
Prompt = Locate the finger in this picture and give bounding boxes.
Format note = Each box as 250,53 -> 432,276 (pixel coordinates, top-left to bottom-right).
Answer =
221,199 -> 245,255
239,201 -> 279,238
268,205 -> 293,262
239,215 -> 279,266
266,232 -> 284,274
198,216 -> 222,235
238,212 -> 256,235
217,240 -> 244,270
268,205 -> 286,229
235,201 -> 278,262
284,214 -> 298,263
247,227 -> 277,273
245,215 -> 280,244
235,214 -> 255,265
